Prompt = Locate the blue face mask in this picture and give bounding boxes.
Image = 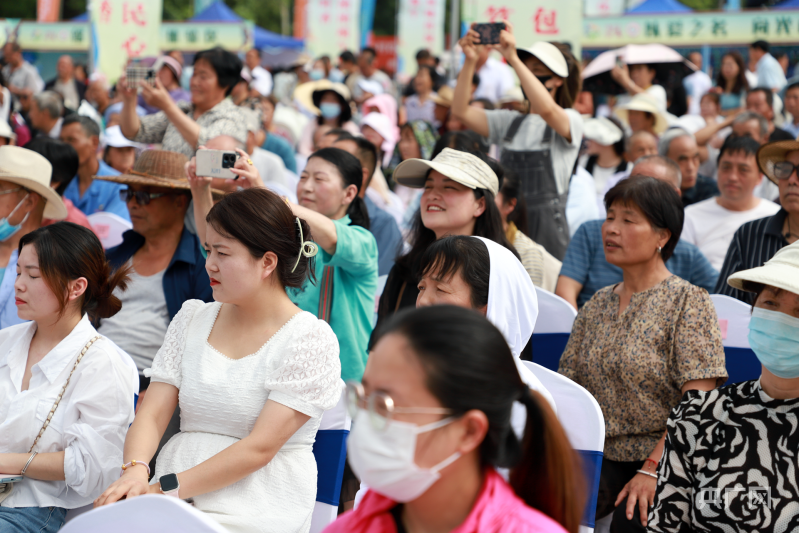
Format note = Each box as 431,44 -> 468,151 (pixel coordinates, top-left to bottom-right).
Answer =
748,307 -> 799,379
309,69 -> 325,81
0,194 -> 29,242
329,70 -> 345,84
319,102 -> 342,120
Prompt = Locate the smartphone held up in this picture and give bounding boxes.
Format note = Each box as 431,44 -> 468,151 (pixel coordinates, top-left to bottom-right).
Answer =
473,22 -> 506,45
126,60 -> 156,92
196,149 -> 240,180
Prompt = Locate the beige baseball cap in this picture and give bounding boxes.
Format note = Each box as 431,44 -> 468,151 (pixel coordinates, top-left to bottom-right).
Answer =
0,146 -> 67,220
393,148 -> 499,196
517,42 -> 568,78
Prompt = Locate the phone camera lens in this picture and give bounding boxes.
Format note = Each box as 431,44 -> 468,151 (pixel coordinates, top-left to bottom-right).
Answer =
222,154 -> 237,168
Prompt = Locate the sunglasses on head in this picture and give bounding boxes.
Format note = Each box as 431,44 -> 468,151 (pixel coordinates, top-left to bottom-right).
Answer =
120,189 -> 178,205
772,161 -> 799,180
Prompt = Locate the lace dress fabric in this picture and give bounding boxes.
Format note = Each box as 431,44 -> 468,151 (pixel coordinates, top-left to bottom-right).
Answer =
144,300 -> 342,533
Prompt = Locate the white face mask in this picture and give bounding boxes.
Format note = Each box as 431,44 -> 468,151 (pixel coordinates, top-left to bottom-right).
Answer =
347,408 -> 462,502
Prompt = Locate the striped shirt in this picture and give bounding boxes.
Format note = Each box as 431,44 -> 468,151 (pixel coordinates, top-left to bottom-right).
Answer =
560,220 -> 720,308
506,222 -> 561,292
714,210 -> 790,303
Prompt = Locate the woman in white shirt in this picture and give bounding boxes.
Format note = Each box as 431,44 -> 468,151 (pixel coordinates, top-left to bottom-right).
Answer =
0,222 -> 136,533
95,188 -> 342,533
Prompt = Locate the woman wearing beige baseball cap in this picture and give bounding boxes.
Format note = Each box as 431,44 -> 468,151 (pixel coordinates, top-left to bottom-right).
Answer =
648,241 -> 799,532
452,20 -> 582,261
375,146 -> 517,328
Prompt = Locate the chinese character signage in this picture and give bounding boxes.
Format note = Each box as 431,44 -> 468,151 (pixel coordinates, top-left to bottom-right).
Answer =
396,0 -> 446,76
0,21 -> 89,50
584,10 -> 799,47
462,0 -> 582,58
305,0 -> 362,59
91,0 -> 163,83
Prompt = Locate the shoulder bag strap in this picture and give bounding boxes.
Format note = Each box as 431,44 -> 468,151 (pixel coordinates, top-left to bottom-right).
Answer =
317,267 -> 335,323
28,335 -> 101,453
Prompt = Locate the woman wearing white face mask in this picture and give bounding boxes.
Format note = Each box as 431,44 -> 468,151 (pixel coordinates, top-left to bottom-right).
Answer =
326,306 -> 586,533
297,83 -> 359,156
648,241 -> 799,533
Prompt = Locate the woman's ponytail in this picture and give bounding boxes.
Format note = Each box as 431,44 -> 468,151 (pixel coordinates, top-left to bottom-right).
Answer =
346,196 -> 371,230
91,262 -> 132,319
510,388 -> 586,533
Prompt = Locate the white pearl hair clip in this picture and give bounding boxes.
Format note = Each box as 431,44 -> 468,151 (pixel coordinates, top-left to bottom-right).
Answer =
292,217 -> 319,273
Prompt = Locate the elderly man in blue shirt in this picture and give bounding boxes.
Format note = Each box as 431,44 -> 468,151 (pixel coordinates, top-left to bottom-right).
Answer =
60,115 -> 130,221
555,155 -> 718,309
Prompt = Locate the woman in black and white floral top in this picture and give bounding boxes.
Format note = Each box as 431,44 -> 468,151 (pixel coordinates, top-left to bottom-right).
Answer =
648,242 -> 799,533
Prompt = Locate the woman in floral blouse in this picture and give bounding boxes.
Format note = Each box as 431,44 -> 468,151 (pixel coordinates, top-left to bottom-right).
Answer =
558,176 -> 727,532
648,241 -> 799,533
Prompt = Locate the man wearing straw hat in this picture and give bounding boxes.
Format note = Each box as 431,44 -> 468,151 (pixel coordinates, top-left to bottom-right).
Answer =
715,139 -> 799,302
95,150 -> 215,396
0,145 -> 68,329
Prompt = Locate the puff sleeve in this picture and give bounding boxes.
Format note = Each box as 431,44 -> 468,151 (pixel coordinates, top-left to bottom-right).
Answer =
265,317 -> 343,419
144,299 -> 205,388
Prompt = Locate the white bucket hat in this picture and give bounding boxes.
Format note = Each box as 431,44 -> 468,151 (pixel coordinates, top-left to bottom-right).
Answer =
393,148 -> 499,196
101,125 -> 144,150
0,146 -> 68,220
0,121 -> 16,142
517,42 -> 568,78
583,117 -> 624,146
615,93 -> 669,134
727,241 -> 799,295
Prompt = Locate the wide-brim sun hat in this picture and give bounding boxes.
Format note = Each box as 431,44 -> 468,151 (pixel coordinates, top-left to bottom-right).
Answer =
393,147 -> 499,196
727,240 -> 799,295
0,145 -> 67,220
293,80 -> 351,115
96,149 -> 226,199
430,85 -> 454,108
615,93 -> 669,134
583,117 -> 624,146
517,42 -> 568,78
757,140 -> 799,185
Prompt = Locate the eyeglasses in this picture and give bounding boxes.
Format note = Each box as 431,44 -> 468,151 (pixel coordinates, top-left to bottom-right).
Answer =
120,189 -> 176,206
345,381 -> 452,432
0,188 -> 22,197
772,161 -> 799,180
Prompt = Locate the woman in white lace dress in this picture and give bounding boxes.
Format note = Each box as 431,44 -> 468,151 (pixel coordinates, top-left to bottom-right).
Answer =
96,188 -> 343,533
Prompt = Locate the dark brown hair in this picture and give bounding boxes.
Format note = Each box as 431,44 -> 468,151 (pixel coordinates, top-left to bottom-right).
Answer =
374,305 -> 586,533
18,222 -> 131,320
716,51 -> 749,95
206,188 -> 315,288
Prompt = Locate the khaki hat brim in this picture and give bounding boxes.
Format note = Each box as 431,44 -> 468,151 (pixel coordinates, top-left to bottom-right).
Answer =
394,159 -> 483,191
0,171 -> 68,220
727,261 -> 799,295
615,105 -> 668,134
293,80 -> 351,115
756,140 -> 799,184
96,173 -> 226,200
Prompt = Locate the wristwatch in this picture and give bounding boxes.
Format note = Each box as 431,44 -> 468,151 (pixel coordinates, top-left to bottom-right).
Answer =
159,473 -> 180,498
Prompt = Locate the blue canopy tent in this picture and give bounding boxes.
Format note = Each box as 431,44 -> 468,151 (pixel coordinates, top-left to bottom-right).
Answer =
775,0 -> 799,8
189,1 -> 304,49
626,0 -> 692,13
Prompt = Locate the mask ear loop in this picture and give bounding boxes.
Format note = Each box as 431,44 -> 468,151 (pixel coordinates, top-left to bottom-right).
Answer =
291,217 -> 319,273
5,193 -> 30,227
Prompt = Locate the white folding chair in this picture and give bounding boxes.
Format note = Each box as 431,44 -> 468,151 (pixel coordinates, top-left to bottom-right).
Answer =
524,362 -> 605,533
309,384 -> 351,533
531,287 -> 577,371
87,212 -> 132,250
710,294 -> 761,385
60,494 -> 227,533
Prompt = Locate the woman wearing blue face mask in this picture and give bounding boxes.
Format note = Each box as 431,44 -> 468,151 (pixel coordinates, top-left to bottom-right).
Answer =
297,82 -> 359,156
648,241 -> 799,533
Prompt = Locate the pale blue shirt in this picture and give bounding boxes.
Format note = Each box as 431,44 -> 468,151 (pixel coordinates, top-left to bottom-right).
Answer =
0,249 -> 24,329
756,53 -> 787,91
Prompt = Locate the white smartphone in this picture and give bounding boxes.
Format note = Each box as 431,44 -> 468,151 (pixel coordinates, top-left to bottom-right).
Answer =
196,149 -> 239,179
0,475 -> 23,483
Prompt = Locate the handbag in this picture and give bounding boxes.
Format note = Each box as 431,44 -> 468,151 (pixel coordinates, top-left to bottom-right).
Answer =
0,335 -> 100,505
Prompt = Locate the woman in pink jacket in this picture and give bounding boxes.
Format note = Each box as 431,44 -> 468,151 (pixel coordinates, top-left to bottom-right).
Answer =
325,305 -> 586,533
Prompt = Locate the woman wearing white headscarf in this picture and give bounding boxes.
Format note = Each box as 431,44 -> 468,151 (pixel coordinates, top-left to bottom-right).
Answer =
415,234 -> 554,416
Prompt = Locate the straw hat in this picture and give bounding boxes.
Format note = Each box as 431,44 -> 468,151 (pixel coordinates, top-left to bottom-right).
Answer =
431,85 -> 454,108
517,42 -> 568,78
0,146 -> 67,220
757,140 -> 799,185
583,117 -> 624,146
727,241 -> 799,295
394,147 -> 498,195
293,80 -> 351,115
96,150 -> 226,199
615,94 -> 668,134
